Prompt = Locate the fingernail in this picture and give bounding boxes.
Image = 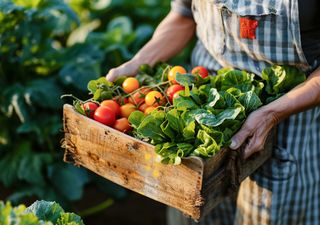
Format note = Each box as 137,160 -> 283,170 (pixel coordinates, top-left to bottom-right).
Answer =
229,139 -> 237,149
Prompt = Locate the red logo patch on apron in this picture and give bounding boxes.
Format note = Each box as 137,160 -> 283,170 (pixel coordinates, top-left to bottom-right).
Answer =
240,17 -> 258,39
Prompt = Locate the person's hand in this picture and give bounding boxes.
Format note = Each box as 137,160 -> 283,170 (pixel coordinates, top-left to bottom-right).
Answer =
229,106 -> 279,159
106,59 -> 141,82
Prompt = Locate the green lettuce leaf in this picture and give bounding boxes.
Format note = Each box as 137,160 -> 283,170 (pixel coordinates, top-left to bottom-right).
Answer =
56,213 -> 84,225
262,65 -> 306,95
195,107 -> 242,127
137,111 -> 167,144
194,130 -> 220,157
238,90 -> 262,113
128,111 -> 145,129
25,201 -> 64,224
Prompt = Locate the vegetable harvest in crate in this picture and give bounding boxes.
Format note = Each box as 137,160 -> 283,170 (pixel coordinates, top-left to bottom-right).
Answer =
66,63 -> 306,165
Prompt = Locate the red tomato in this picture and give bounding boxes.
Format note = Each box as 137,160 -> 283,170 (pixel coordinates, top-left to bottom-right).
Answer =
191,66 -> 209,78
93,106 -> 116,126
168,66 -> 186,84
138,103 -> 149,112
113,117 -> 132,133
82,102 -> 98,118
144,106 -> 157,115
120,103 -> 137,118
122,77 -> 140,94
166,84 -> 185,103
145,91 -> 164,107
100,100 -> 121,117
128,88 -> 151,105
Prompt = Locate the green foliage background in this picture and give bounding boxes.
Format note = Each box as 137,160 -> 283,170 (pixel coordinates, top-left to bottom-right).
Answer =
0,0 -> 190,207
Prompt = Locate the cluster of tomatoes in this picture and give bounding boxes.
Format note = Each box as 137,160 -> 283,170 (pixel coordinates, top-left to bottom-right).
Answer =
81,65 -> 209,133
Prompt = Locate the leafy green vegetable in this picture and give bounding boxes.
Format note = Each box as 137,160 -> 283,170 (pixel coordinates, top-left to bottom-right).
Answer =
128,111 -> 145,129
0,201 -> 84,225
136,111 -> 167,144
129,65 -> 306,165
2,0 -> 172,204
238,90 -> 263,113
195,107 -> 242,127
262,65 -> 306,95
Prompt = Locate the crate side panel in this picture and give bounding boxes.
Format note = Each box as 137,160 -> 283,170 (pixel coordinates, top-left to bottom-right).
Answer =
63,104 -> 204,219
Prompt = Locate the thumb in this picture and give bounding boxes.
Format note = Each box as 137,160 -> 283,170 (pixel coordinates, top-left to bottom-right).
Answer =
106,68 -> 119,82
229,128 -> 250,150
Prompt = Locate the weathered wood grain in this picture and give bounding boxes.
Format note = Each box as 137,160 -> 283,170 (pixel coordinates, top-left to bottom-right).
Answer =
62,104 -> 273,220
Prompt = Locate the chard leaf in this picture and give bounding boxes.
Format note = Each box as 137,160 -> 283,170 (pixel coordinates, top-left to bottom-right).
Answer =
196,107 -> 242,127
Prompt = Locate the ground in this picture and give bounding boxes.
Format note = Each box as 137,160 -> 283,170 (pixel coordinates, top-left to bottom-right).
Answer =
79,187 -> 167,225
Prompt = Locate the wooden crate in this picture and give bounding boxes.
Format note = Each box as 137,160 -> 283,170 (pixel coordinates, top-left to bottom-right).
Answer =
62,104 -> 273,220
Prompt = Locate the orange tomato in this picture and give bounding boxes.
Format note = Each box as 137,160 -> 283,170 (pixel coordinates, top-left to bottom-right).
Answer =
145,91 -> 164,107
120,103 -> 137,118
122,77 -> 140,94
144,106 -> 157,115
100,100 -> 121,117
168,66 -> 186,84
113,117 -> 132,133
128,87 -> 151,105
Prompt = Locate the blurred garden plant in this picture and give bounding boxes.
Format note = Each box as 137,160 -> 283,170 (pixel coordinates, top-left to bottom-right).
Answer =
0,0 -> 180,208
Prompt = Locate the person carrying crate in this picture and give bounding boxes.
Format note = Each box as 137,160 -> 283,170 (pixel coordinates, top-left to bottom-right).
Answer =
106,0 -> 320,224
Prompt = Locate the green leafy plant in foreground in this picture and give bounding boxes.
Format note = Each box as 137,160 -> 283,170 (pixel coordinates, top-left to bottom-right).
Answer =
0,200 -> 84,225
0,0 -> 172,206
128,65 -> 306,164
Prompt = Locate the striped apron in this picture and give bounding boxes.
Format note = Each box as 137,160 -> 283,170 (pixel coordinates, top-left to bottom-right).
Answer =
167,0 -> 320,224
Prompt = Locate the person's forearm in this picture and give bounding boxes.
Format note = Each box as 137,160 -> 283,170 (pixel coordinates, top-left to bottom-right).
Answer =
132,11 -> 196,66
264,67 -> 320,123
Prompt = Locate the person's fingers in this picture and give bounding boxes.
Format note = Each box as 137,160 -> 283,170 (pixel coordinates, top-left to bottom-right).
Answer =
242,134 -> 264,159
229,125 -> 251,150
106,68 -> 118,82
106,61 -> 139,82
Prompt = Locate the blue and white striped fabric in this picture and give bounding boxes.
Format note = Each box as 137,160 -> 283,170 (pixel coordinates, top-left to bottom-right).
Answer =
168,0 -> 320,224
190,0 -> 312,76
